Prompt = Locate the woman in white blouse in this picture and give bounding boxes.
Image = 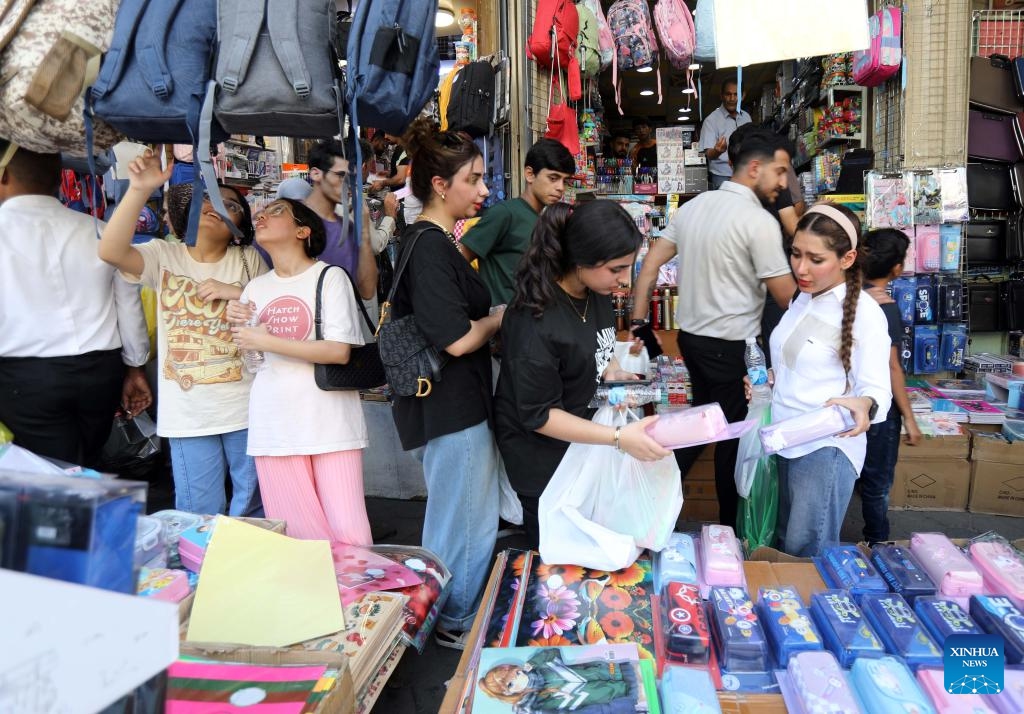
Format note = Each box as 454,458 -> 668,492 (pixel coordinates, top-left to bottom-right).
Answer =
760,203 -> 892,557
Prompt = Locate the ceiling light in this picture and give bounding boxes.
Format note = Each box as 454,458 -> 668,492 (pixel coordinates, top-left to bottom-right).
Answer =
688,63 -> 700,71
682,87 -> 696,94
436,0 -> 454,27
678,107 -> 691,113
640,89 -> 654,96
678,115 -> 690,122
637,66 -> 653,73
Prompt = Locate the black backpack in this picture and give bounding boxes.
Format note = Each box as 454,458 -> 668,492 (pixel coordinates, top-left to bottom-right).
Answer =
446,60 -> 495,137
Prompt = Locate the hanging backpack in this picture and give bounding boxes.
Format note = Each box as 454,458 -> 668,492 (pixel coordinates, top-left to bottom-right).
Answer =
91,0 -> 226,145
0,0 -> 122,156
694,0 -> 716,63
580,0 -> 613,71
437,66 -> 461,131
577,4 -> 602,79
213,0 -> 344,138
447,60 -> 495,137
654,0 -> 696,70
347,0 -> 439,137
851,6 -> 902,87
607,0 -> 661,114
527,0 -> 582,101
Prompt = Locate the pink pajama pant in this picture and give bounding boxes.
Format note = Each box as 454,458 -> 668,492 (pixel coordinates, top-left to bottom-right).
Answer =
254,450 -> 372,546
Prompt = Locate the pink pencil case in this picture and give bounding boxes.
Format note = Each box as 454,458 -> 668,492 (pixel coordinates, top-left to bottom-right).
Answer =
645,402 -> 754,449
917,667 -> 998,713
970,541 -> 1024,610
780,651 -> 863,714
137,567 -> 191,603
910,532 -> 984,600
700,524 -> 745,590
759,405 -> 855,455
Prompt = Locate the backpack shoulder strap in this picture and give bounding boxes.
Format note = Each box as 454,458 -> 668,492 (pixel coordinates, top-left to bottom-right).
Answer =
91,0 -> 152,98
219,0 -> 266,92
266,0 -> 313,98
135,0 -> 188,98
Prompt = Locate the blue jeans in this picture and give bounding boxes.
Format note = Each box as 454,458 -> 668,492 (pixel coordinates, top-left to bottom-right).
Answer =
777,447 -> 857,557
860,410 -> 902,544
414,420 -> 499,632
169,430 -> 262,517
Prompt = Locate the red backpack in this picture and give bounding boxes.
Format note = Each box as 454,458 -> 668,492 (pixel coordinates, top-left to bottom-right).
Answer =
527,0 -> 582,100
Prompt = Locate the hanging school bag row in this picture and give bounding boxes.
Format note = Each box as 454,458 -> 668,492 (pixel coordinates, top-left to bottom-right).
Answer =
693,0 -> 716,63
446,59 -> 495,137
0,0 -> 122,155
851,6 -> 902,87
527,0 -> 582,101
579,0 -> 614,71
607,0 -> 661,113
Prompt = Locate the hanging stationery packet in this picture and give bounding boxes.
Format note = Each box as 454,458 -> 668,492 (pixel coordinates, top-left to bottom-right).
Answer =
653,531 -> 699,590
914,325 -> 941,374
914,225 -> 941,273
756,586 -> 823,667
936,277 -> 963,322
870,545 -> 937,604
778,651 -> 864,714
940,224 -> 963,271
892,276 -> 917,325
809,589 -> 886,667
912,171 -> 942,225
914,274 -> 936,324
939,167 -> 970,223
902,227 -> 917,275
971,595 -> 1024,664
663,581 -> 711,664
899,325 -> 914,373
913,596 -> 983,645
867,172 -> 912,228
917,667 -> 997,714
707,586 -> 770,672
970,541 -> 1024,611
939,324 -> 968,372
815,545 -> 888,601
850,656 -> 936,714
700,524 -> 745,589
910,532 -> 985,601
860,593 -> 943,670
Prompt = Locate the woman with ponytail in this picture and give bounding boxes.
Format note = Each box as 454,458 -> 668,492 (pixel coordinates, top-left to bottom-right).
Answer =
757,203 -> 892,557
390,118 -> 502,650
495,201 -> 670,545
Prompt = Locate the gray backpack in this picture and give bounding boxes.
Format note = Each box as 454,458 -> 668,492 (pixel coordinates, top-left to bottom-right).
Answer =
212,0 -> 343,138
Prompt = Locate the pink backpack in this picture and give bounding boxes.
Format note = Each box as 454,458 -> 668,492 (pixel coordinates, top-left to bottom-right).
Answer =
580,0 -> 613,70
654,0 -> 695,70
607,0 -> 662,113
851,6 -> 902,87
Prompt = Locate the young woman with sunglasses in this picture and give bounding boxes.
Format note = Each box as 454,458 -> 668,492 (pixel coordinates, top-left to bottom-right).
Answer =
99,148 -> 267,517
224,199 -> 372,545
390,118 -> 502,649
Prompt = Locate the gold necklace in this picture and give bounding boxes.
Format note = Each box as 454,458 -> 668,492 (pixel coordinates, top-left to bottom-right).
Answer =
418,214 -> 459,247
562,287 -> 590,323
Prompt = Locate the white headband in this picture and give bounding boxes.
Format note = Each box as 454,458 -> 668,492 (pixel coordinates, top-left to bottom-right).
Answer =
805,203 -> 858,249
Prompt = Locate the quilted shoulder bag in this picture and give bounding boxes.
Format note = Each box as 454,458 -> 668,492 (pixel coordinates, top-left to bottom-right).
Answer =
377,227 -> 447,398
313,265 -> 387,391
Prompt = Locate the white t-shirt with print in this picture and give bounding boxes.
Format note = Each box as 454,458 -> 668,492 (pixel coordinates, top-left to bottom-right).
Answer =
241,261 -> 368,456
128,240 -> 268,437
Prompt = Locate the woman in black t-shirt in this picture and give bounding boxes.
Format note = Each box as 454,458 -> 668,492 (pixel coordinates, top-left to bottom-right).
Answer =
495,201 -> 671,545
389,118 -> 504,650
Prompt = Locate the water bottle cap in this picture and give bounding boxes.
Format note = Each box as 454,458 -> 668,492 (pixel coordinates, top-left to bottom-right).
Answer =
745,337 -> 756,344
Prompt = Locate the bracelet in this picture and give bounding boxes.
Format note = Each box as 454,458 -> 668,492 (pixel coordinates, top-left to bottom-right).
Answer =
613,426 -> 622,451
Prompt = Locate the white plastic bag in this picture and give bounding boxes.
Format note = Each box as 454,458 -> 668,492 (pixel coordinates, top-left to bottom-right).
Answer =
497,457 -> 524,525
539,406 -> 683,571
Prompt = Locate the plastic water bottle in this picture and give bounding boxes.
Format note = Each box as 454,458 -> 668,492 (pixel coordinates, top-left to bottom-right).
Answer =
744,337 -> 771,403
241,298 -> 264,374
589,384 -> 663,408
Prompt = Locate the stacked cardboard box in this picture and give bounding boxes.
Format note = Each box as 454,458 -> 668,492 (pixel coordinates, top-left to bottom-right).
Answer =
681,444 -> 718,522
968,431 -> 1024,516
889,434 -> 971,511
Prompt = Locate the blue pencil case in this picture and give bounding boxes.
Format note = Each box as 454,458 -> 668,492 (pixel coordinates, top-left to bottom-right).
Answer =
970,595 -> 1024,664
707,586 -> 770,672
870,544 -> 937,604
816,545 -> 888,601
756,586 -> 823,667
809,589 -> 886,668
850,656 -> 935,714
913,596 -> 983,646
861,593 -> 943,670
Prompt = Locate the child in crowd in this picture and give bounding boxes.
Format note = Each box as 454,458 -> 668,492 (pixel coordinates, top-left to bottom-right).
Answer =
755,203 -> 892,557
226,198 -> 372,545
496,201 -> 669,546
99,149 -> 266,517
860,228 -> 922,545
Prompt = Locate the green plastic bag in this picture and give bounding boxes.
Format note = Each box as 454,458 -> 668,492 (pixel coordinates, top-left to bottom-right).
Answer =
735,400 -> 778,551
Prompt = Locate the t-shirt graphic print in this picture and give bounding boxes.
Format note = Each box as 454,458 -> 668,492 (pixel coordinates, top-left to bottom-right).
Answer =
595,326 -> 616,382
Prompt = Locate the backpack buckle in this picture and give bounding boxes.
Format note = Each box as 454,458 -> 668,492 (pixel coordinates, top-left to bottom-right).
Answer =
222,76 -> 238,93
293,81 -> 310,99
153,81 -> 169,99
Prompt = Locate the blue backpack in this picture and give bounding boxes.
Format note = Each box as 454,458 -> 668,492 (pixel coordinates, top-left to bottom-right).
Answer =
90,0 -> 225,145
346,0 -> 439,137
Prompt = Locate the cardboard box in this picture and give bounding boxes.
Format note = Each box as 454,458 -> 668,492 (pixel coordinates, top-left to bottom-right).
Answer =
890,458 -> 970,511
969,461 -> 1024,516
970,430 -> 1024,465
680,497 -> 719,523
899,434 -> 969,460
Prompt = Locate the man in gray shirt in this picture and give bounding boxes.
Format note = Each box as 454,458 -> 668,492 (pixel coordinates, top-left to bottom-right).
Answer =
699,78 -> 752,189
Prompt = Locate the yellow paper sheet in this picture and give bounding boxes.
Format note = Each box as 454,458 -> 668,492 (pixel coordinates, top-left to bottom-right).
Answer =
186,516 -> 344,647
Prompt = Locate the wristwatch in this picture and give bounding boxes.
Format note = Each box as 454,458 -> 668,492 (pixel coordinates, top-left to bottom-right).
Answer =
866,397 -> 879,421
630,319 -> 647,328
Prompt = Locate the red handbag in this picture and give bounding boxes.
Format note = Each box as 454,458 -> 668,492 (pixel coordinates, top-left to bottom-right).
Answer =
544,63 -> 579,156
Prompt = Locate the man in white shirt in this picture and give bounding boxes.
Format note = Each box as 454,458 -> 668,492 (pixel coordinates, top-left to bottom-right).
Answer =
631,129 -> 795,528
699,78 -> 752,189
0,147 -> 151,468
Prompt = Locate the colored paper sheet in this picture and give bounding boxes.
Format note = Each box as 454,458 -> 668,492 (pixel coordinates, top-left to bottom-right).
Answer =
186,517 -> 344,647
166,661 -> 326,713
